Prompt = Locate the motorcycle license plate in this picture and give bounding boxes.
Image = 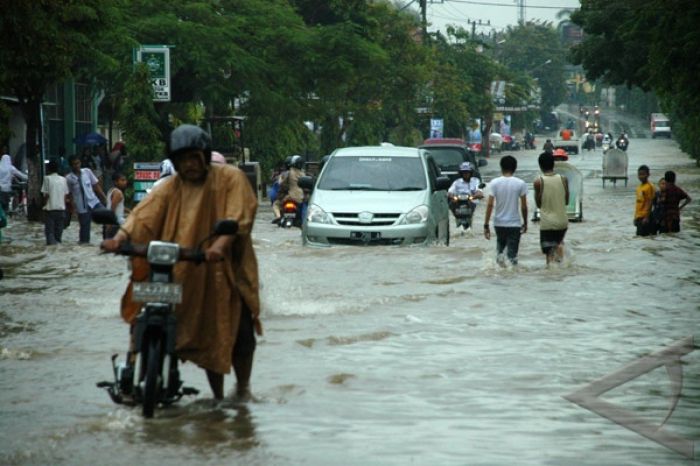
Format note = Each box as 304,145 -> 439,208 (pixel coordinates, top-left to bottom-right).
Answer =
133,282 -> 183,304
456,207 -> 471,215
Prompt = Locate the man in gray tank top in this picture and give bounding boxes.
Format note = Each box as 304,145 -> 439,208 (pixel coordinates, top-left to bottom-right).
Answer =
534,152 -> 569,265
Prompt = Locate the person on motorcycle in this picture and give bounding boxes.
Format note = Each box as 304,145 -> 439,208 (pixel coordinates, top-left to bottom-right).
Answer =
447,162 -> 484,225
272,154 -> 305,224
616,133 -> 629,151
102,124 -> 262,401
543,139 -> 554,155
524,131 -> 535,150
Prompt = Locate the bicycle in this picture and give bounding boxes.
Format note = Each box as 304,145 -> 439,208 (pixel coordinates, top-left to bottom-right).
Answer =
7,181 -> 28,218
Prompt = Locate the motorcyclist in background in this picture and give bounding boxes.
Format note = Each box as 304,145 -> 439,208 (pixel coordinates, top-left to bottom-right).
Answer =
272,155 -> 305,224
447,162 -> 484,222
543,139 -> 554,155
616,133 -> 629,151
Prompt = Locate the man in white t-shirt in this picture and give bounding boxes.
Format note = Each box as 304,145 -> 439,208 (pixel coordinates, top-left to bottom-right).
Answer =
483,155 -> 528,266
41,159 -> 70,245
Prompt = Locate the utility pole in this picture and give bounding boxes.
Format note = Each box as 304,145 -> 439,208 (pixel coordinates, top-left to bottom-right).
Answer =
467,19 -> 491,39
517,0 -> 525,24
419,0 -> 427,39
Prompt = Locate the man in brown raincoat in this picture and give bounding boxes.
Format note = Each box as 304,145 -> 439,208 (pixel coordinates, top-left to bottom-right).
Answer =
102,124 -> 261,400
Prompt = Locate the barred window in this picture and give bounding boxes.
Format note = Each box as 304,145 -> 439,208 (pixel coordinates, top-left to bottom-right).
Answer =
75,83 -> 92,123
44,83 -> 64,120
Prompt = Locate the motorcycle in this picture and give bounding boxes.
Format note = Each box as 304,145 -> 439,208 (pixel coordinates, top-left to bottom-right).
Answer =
279,199 -> 302,228
522,132 -> 536,150
450,193 -> 476,230
468,142 -> 483,156
91,208 -> 238,418
501,134 -> 520,151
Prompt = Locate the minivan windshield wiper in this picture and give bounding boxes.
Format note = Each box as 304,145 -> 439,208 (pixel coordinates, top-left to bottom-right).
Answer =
393,186 -> 424,191
329,186 -> 383,191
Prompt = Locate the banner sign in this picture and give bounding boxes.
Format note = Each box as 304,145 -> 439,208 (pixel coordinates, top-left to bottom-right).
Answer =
134,45 -> 171,102
430,118 -> 444,138
133,162 -> 161,202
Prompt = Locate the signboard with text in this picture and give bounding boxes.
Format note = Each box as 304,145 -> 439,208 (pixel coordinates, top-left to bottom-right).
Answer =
134,45 -> 171,102
430,118 -> 444,139
133,162 -> 161,202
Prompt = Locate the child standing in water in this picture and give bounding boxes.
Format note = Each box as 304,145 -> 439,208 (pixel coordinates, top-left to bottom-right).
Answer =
651,177 -> 667,234
103,172 -> 128,239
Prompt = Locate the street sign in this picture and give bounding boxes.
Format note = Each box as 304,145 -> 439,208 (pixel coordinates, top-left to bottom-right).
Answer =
134,45 -> 171,102
430,118 -> 444,138
490,80 -> 506,102
133,162 -> 161,202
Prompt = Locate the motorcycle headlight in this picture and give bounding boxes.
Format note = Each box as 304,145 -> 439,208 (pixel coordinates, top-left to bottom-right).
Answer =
400,205 -> 429,225
147,241 -> 180,266
307,204 -> 332,224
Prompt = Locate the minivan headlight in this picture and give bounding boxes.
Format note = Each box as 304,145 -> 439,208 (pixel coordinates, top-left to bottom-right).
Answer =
400,205 -> 429,224
308,204 -> 332,224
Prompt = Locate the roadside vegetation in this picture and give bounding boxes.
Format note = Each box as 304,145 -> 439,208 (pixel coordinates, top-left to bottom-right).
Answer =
571,0 -> 700,164
0,1 -> 585,217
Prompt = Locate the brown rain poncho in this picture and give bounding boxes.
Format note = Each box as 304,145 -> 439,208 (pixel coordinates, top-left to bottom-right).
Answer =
119,164 -> 260,374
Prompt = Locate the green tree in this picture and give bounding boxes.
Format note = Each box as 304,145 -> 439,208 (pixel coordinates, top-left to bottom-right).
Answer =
117,64 -> 164,163
499,21 -> 568,114
0,0 -> 114,219
571,0 -> 700,162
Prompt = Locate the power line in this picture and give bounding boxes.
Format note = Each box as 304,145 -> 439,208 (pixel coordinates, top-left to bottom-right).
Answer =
399,0 -> 417,12
446,0 -> 576,9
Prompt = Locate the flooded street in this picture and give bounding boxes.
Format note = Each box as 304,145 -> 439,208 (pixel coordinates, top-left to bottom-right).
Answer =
1,137 -> 699,465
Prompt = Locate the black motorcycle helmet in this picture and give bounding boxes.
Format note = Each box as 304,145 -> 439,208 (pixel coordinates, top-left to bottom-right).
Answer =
168,124 -> 212,165
290,155 -> 304,169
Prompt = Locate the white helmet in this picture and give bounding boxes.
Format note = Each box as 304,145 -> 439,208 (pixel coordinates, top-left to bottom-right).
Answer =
459,161 -> 474,173
160,158 -> 175,178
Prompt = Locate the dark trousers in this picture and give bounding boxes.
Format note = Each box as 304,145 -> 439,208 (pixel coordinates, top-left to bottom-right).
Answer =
634,218 -> 655,237
495,226 -> 522,265
0,191 -> 10,212
44,210 -> 66,245
78,211 -> 91,243
77,203 -> 105,243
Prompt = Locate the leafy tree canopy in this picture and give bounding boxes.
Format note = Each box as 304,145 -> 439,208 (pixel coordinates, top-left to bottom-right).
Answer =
571,0 -> 700,161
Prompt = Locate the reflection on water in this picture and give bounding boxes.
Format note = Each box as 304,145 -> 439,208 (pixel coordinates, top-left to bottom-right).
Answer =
1,139 -> 699,465
134,401 -> 258,452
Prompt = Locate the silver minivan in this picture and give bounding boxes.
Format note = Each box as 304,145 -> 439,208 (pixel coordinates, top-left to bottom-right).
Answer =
300,145 -> 451,246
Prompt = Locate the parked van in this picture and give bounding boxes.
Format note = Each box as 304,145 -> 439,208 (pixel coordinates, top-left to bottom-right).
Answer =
650,113 -> 671,138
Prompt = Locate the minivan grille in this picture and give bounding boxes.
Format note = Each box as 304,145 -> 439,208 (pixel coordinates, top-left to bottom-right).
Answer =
331,212 -> 400,226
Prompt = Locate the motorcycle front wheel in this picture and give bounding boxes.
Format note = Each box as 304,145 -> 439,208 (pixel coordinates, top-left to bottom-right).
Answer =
143,338 -> 161,418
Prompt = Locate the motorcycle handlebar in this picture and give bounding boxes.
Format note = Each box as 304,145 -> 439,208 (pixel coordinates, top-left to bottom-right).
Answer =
109,243 -> 207,264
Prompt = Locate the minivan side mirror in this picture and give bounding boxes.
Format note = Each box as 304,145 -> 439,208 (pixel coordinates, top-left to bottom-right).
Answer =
478,158 -> 488,167
298,175 -> 315,191
435,176 -> 451,191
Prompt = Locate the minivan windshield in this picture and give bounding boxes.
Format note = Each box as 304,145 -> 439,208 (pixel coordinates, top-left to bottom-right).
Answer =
423,148 -> 464,171
318,156 -> 427,191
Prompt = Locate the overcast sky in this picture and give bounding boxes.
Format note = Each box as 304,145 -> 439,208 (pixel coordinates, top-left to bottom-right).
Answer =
408,0 -> 582,33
